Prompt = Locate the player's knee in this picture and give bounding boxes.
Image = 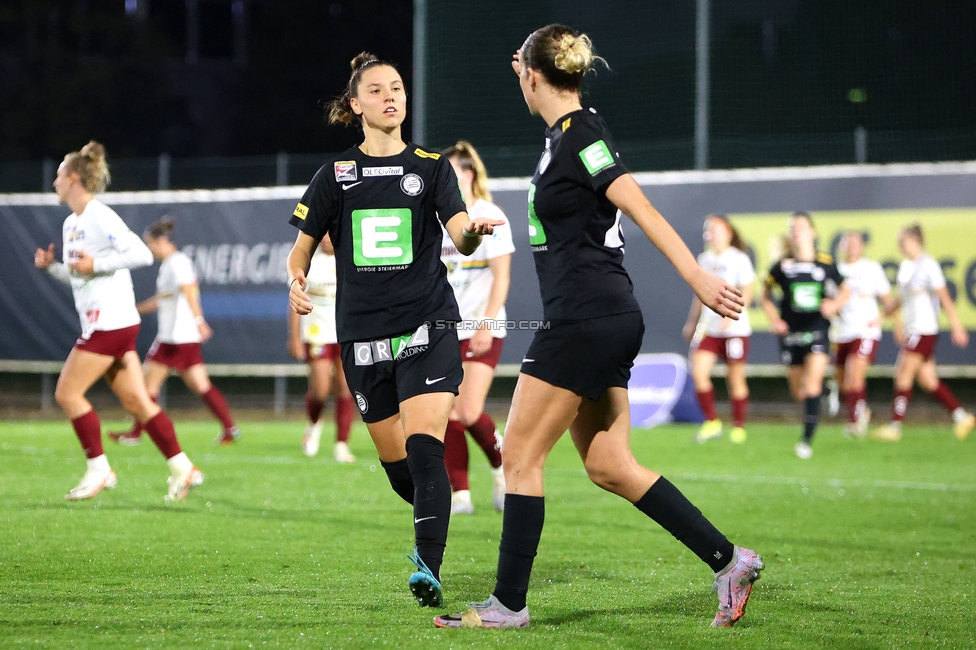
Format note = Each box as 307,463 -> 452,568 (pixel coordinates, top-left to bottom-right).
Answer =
454,404 -> 481,427
54,384 -> 74,409
583,456 -> 624,493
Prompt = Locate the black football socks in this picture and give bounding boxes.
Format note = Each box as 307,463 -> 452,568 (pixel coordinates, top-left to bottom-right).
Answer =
405,434 -> 451,581
635,477 -> 735,573
803,395 -> 821,444
493,494 -> 545,612
381,458 -> 414,505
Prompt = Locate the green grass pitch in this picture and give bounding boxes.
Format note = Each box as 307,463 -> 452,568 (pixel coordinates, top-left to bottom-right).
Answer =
1,419 -> 974,649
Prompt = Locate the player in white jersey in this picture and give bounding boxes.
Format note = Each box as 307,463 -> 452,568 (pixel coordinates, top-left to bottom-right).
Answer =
109,217 -> 240,447
683,215 -> 755,444
439,141 -> 513,515
830,231 -> 897,437
872,224 -> 974,441
33,141 -> 202,502
287,234 -> 356,462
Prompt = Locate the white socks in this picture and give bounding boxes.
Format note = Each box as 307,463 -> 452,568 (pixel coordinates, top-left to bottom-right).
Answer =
952,408 -> 969,423
166,451 -> 193,475
87,454 -> 110,473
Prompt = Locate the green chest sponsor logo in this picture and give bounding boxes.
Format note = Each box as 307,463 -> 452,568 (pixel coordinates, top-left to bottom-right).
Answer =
351,208 -> 413,267
527,183 -> 547,246
579,140 -> 614,175
790,282 -> 823,312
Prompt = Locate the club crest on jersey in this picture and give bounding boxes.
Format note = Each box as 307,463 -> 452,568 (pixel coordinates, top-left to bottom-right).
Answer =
538,139 -> 552,175
400,173 -> 424,196
334,161 -> 357,182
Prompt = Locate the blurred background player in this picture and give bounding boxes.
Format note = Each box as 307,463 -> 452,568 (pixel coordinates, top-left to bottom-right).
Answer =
287,53 -> 502,607
435,25 -> 761,631
830,231 -> 895,438
33,141 -> 202,502
439,140 -> 513,515
683,215 -> 755,444
872,224 -> 974,441
287,234 -> 355,462
110,216 -> 240,446
762,212 -> 849,459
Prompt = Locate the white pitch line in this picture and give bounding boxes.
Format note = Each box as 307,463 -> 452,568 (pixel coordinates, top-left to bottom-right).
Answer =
674,472 -> 976,492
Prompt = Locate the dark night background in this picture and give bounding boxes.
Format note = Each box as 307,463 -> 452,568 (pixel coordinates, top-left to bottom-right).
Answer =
0,0 -> 974,189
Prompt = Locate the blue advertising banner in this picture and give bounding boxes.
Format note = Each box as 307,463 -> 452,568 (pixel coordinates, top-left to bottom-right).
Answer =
3,161 -> 976,366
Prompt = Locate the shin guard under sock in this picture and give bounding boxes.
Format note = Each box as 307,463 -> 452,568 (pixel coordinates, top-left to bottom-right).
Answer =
406,434 -> 451,581
493,494 -> 544,612
381,458 -> 414,505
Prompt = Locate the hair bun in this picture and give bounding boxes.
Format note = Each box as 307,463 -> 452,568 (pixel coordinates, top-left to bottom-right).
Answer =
80,140 -> 106,161
554,33 -> 593,75
350,52 -> 379,71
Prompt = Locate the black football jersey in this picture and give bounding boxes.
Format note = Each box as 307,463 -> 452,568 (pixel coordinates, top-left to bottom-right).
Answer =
765,253 -> 844,334
289,144 -> 466,342
528,108 -> 641,321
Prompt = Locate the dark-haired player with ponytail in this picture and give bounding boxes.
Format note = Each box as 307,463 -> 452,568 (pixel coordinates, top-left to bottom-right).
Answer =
683,215 -> 756,444
109,216 -> 239,447
434,25 -> 762,630
761,212 -> 849,459
33,142 -> 203,502
287,53 -> 503,608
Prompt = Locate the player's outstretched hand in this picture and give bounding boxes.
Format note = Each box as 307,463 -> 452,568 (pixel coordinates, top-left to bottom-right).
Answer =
691,268 -> 744,320
289,270 -> 313,316
463,218 -> 506,237
770,318 -> 789,335
69,250 -> 95,276
951,325 -> 969,348
34,243 -> 55,269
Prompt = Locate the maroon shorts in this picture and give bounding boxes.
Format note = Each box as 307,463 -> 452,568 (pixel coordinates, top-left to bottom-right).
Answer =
75,324 -> 140,359
146,341 -> 205,371
692,335 -> 750,364
460,337 -> 504,369
903,333 -> 938,361
305,342 -> 341,361
835,338 -> 879,366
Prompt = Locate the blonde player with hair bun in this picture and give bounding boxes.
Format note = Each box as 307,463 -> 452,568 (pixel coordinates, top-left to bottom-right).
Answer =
34,141 -> 203,502
435,24 -> 761,631
439,140 -> 514,516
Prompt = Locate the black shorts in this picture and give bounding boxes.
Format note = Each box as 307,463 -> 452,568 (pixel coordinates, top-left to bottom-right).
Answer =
779,328 -> 829,366
341,323 -> 463,424
520,311 -> 644,401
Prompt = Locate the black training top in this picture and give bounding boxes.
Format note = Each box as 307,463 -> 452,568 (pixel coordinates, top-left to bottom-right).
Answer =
528,108 -> 641,321
289,144 -> 466,342
765,253 -> 844,334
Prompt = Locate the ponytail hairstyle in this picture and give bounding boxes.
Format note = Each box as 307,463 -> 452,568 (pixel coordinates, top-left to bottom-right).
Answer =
145,216 -> 176,241
327,52 -> 399,126
708,214 -> 747,252
441,140 -> 492,202
62,140 -> 111,194
901,222 -> 924,247
520,24 -> 606,92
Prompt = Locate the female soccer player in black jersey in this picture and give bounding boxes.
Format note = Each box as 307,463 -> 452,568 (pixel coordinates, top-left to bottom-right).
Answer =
434,25 -> 762,630
287,53 -> 503,608
761,212 -> 849,459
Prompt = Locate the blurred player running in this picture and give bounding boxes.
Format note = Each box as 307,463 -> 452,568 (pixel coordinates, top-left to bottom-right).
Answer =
830,231 -> 896,438
439,141 -> 514,515
287,234 -> 356,462
110,216 -> 240,446
762,212 -> 849,459
683,215 -> 755,444
33,141 -> 202,502
872,224 -> 974,441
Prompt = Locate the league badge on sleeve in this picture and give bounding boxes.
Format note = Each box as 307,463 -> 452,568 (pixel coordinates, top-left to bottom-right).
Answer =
334,161 -> 358,182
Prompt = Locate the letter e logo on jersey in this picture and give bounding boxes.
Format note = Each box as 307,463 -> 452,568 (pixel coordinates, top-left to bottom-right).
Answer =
579,140 -> 615,176
334,161 -> 357,182
400,173 -> 424,196
351,208 -> 414,267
